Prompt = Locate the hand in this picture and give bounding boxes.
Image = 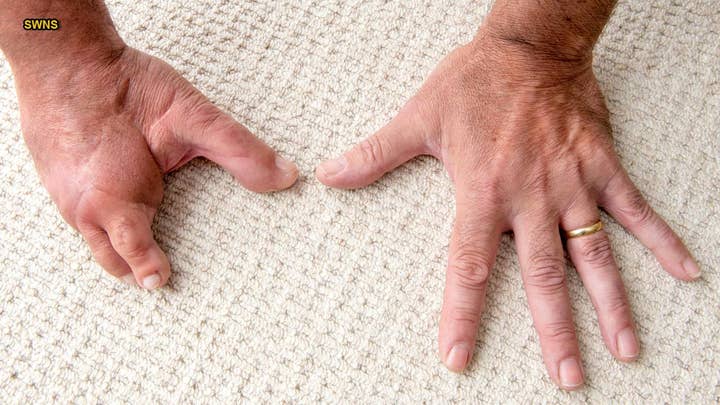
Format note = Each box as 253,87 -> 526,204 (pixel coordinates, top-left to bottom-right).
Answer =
14,46 -> 298,289
316,32 -> 699,389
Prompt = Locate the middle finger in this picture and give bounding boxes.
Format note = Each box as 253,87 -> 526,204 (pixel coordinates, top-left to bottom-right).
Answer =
514,209 -> 584,390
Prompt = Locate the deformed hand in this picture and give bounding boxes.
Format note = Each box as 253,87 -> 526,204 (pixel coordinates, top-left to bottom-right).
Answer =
14,46 -> 298,289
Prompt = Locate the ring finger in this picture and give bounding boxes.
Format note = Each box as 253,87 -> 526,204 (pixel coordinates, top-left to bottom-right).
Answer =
561,196 -> 639,362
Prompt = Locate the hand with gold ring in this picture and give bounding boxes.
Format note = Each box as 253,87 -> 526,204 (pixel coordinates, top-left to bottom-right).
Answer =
316,1 -> 700,391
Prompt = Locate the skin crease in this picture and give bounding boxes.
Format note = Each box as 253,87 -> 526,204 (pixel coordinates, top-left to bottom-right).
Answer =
1,0 -> 701,393
316,28 -> 701,390
6,14 -> 299,290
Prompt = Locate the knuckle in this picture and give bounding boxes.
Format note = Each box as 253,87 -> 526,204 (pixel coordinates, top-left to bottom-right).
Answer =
577,235 -> 615,267
357,134 -> 389,166
558,156 -> 583,178
450,251 -> 492,291
183,96 -> 228,139
523,170 -> 550,195
197,109 -> 225,137
526,254 -> 567,294
447,306 -> 481,325
112,216 -> 148,258
576,129 -> 613,164
539,321 -> 577,342
462,177 -> 504,206
621,189 -> 654,226
603,290 -> 630,315
82,228 -> 109,249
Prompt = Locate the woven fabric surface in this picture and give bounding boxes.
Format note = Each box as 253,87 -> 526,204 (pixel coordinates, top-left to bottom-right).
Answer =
0,0 -> 718,403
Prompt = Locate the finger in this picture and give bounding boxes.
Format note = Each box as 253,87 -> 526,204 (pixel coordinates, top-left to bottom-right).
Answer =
439,191 -> 502,372
100,204 -> 171,290
599,169 -> 700,281
80,225 -> 135,285
561,196 -> 639,362
316,100 -> 434,189
175,100 -> 298,192
514,211 -> 584,390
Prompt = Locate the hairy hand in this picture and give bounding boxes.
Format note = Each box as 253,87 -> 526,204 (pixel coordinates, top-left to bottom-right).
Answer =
15,47 -> 298,289
316,32 -> 699,389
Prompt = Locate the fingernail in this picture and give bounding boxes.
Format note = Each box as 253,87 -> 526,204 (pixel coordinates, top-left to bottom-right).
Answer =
445,345 -> 470,372
142,274 -> 162,290
683,257 -> 701,279
121,273 -> 136,285
317,156 -> 347,177
616,327 -> 639,360
275,155 -> 298,175
559,357 -> 584,389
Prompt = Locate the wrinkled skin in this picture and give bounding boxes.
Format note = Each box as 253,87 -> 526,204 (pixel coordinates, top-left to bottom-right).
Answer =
15,46 -> 299,289
317,32 -> 699,389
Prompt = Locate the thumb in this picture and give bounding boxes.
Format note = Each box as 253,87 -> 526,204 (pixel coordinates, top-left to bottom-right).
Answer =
316,99 -> 436,189
174,99 -> 298,192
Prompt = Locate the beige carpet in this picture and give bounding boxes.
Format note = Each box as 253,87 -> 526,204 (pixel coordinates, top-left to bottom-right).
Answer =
1,0 -> 718,402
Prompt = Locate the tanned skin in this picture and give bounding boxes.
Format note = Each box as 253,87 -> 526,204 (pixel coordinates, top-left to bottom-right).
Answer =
1,0 -> 698,390
0,1 -> 299,291
318,0 -> 699,390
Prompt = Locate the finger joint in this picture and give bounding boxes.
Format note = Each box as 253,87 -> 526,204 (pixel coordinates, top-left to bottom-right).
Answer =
358,134 -> 389,168
449,252 -> 492,291
603,290 -> 630,316
539,321 -> 577,343
526,254 -> 567,295
447,306 -> 481,325
620,189 -> 654,227
112,217 -> 149,258
577,235 -> 615,268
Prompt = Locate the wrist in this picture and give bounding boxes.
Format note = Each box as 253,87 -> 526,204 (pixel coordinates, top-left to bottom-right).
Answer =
479,1 -> 615,63
479,25 -> 593,65
9,41 -> 126,87
1,1 -> 126,83
465,31 -> 593,87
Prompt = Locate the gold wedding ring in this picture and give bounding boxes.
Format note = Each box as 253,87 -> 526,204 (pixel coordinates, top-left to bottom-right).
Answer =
565,220 -> 604,239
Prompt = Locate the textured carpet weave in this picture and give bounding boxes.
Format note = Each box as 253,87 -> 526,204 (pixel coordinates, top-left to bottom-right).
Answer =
0,0 -> 718,403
